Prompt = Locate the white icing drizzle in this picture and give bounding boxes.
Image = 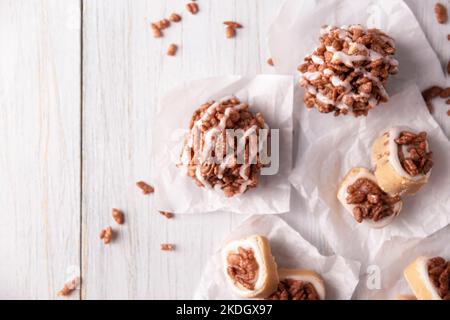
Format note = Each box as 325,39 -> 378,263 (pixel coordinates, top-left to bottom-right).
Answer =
302,71 -> 321,81
331,75 -> 351,91
316,92 -> 335,105
323,68 -> 334,76
311,55 -> 324,65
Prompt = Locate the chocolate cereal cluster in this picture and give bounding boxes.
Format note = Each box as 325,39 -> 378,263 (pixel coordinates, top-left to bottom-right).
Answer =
179,96 -> 269,197
298,25 -> 399,116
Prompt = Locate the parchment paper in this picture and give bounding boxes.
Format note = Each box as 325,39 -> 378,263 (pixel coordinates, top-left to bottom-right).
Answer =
289,83 -> 450,262
152,75 -> 293,214
354,224 -> 450,300
267,0 -> 449,141
194,215 -> 361,300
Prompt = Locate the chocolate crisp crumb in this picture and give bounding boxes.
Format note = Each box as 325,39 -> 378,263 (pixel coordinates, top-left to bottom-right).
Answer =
57,276 -> 80,297
225,26 -> 236,38
112,208 -> 124,225
161,243 -> 175,251
136,181 -> 154,194
223,21 -> 243,28
167,44 -> 178,56
100,226 -> 113,245
169,13 -> 182,22
159,211 -> 174,219
186,2 -> 199,15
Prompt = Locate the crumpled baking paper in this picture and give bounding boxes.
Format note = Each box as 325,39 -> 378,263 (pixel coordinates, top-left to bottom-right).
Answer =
194,215 -> 361,300
266,0 -> 450,262
288,83 -> 450,262
152,75 -> 293,214
354,224 -> 450,300
267,0 -> 449,139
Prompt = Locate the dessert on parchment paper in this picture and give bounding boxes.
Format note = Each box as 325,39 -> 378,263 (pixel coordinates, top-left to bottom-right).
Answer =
195,215 -> 360,300
298,24 -> 398,116
372,127 -> 433,196
337,126 -> 433,228
178,96 -> 269,197
222,235 -> 279,298
337,167 -> 402,228
222,234 -> 326,300
404,256 -> 450,300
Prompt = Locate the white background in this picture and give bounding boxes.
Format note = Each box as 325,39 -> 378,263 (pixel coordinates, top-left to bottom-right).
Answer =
0,0 -> 448,299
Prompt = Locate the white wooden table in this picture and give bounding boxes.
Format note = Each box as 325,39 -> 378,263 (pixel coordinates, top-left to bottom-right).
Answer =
0,0 -> 448,300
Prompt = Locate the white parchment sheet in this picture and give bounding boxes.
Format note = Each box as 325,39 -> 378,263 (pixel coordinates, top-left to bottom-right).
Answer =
194,215 -> 361,300
354,225 -> 450,300
267,0 -> 449,139
152,75 -> 293,214
289,84 -> 450,262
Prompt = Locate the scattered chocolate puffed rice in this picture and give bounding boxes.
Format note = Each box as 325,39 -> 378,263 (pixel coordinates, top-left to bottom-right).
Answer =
186,2 -> 199,15
159,211 -> 174,219
100,226 -> 113,245
151,23 -> 163,38
298,24 -> 398,117
169,13 -> 182,22
223,21 -> 242,39
161,243 -> 175,251
178,96 -> 269,197
112,208 -> 124,225
155,18 -> 170,30
223,21 -> 243,29
435,3 -> 448,24
136,181 -> 155,195
225,26 -> 236,38
57,276 -> 80,297
150,17 -> 172,38
421,86 -> 450,114
167,43 -> 178,56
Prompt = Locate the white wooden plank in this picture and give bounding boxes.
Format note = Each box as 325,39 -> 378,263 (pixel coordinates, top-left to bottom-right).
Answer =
81,0 -> 283,299
0,0 -> 81,299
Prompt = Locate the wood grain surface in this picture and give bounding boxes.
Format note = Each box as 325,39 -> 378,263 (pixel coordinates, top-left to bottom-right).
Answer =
0,0 -> 448,299
0,0 -> 81,299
